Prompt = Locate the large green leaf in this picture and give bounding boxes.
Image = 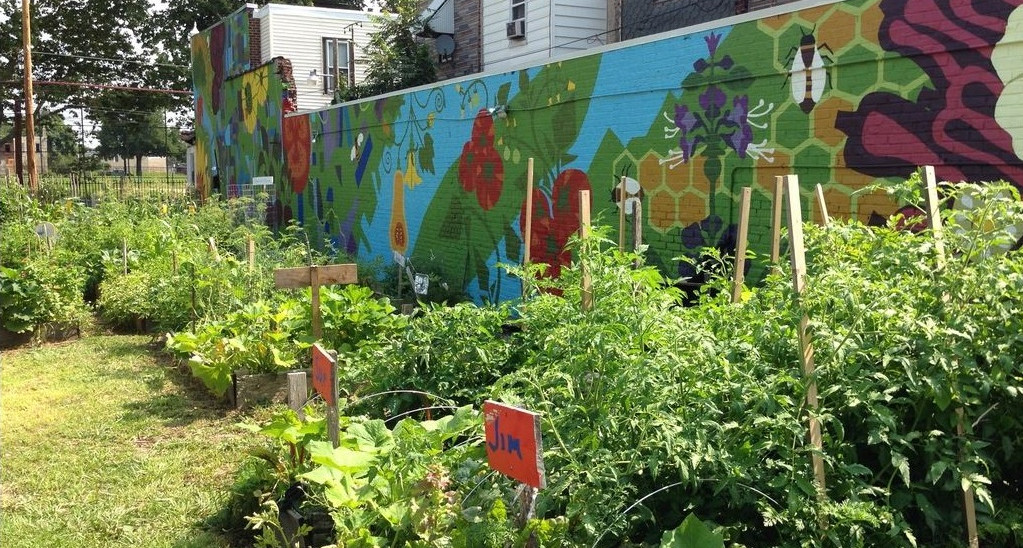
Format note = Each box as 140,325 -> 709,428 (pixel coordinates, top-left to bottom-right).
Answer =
345,420 -> 395,453
659,513 -> 724,548
307,440 -> 378,475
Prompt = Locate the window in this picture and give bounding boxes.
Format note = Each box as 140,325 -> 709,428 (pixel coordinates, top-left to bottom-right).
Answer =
510,0 -> 526,21
3,144 -> 9,153
322,38 -> 352,94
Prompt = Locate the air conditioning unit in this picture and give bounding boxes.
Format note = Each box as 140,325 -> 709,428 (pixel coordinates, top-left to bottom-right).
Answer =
506,19 -> 526,39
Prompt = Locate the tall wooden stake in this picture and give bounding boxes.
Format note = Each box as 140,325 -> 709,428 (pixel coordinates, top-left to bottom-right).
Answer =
310,266 -> 322,339
815,184 -> 830,226
579,189 -> 592,312
632,199 -> 643,269
923,166 -> 947,265
247,235 -> 255,271
122,239 -> 128,274
771,176 -> 784,263
22,0 -> 38,193
785,175 -> 827,496
923,166 -> 978,548
618,176 -> 627,250
731,187 -> 752,303
524,157 -> 534,264
522,158 -> 534,298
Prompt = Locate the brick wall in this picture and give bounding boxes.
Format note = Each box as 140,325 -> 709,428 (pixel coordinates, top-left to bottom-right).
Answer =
249,13 -> 262,67
435,0 -> 482,80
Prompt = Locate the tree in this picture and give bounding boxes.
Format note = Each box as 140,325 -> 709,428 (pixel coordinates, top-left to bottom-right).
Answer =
336,0 -> 436,102
92,91 -> 184,176
37,115 -> 85,174
0,0 -> 157,134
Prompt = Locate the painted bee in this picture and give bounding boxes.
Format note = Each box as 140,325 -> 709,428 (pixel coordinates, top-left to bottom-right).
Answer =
786,27 -> 834,113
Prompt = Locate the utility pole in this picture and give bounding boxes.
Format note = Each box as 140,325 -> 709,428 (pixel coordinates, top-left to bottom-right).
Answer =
22,0 -> 38,193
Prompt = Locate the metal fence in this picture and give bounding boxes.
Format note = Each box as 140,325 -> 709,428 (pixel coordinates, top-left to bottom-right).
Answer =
4,174 -> 196,204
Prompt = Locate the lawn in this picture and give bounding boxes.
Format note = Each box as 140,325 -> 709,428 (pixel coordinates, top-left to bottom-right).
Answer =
1,335 -> 252,548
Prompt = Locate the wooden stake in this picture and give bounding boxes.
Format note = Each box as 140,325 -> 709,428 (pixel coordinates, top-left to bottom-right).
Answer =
815,184 -> 830,226
784,174 -> 827,496
771,176 -> 784,263
171,249 -> 178,276
122,239 -> 128,274
956,408 -> 980,548
632,199 -> 643,269
328,349 -> 340,447
579,189 -> 592,312
731,187 -> 752,304
618,175 -> 627,251
287,371 -> 308,420
247,235 -> 255,272
208,237 -> 220,261
310,266 -> 322,340
923,166 -> 977,547
923,166 -> 946,266
524,157 -> 534,265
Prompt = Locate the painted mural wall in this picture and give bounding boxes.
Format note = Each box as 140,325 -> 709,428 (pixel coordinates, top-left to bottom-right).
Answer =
192,7 -> 296,200
195,0 -> 1023,303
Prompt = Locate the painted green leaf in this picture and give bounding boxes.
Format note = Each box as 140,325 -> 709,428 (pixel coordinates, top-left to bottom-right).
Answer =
723,66 -> 753,91
497,81 -> 511,106
420,133 -> 435,174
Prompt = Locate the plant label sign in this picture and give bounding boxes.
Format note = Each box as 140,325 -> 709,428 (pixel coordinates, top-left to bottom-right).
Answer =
311,343 -> 336,406
483,400 -> 546,489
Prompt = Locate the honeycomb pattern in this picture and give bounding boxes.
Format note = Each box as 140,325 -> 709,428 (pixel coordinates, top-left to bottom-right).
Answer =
625,0 -> 936,243
747,0 -> 933,223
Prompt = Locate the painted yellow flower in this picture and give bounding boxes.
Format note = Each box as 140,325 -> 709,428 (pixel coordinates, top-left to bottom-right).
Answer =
241,67 -> 269,134
404,152 -> 422,189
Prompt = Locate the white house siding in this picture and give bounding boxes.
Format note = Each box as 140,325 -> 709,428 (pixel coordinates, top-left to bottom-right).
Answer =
254,4 -> 381,112
482,0 -> 608,72
482,0 -> 552,72
552,0 -> 606,56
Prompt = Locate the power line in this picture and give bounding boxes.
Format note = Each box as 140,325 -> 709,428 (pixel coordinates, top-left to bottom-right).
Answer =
1,79 -> 190,95
34,50 -> 189,70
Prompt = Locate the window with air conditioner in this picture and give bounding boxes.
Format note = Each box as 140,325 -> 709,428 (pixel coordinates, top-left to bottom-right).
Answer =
508,0 -> 526,38
322,38 -> 352,94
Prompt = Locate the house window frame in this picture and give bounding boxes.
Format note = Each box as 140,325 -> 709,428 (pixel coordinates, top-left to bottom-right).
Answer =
510,0 -> 526,21
322,37 -> 353,95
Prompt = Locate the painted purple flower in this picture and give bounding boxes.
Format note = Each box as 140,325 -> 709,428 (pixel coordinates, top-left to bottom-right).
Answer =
728,125 -> 753,158
726,96 -> 753,156
705,33 -> 721,56
719,55 -> 734,71
694,58 -> 709,73
699,86 -> 727,116
674,105 -> 699,134
679,136 -> 698,161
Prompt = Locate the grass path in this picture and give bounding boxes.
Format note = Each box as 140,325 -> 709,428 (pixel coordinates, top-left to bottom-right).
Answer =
1,335 -> 252,548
